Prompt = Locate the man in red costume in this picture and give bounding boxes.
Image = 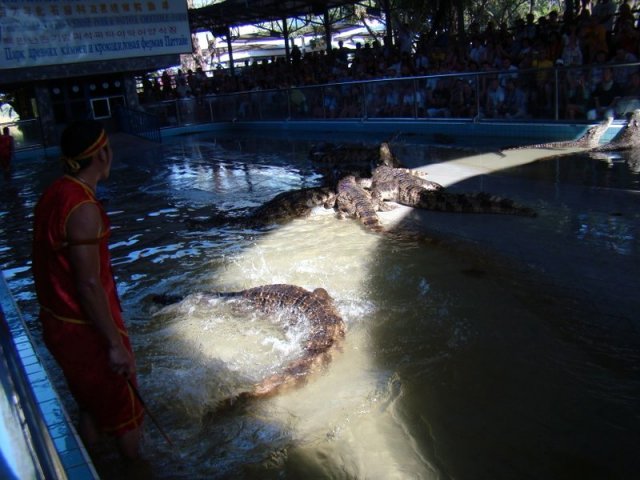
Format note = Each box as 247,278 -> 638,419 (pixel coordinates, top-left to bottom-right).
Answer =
32,120 -> 145,465
0,126 -> 14,179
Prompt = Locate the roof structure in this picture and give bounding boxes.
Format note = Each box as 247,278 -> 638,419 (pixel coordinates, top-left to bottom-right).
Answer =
189,0 -> 359,33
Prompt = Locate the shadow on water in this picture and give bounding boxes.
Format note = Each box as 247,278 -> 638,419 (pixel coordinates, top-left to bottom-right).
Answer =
364,146 -> 640,479
1,131 -> 640,479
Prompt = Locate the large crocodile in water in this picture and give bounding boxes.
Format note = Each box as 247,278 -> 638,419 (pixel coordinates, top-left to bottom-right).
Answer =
189,186 -> 336,228
371,165 -> 537,217
154,284 -> 345,406
592,109 -> 640,152
248,186 -> 336,224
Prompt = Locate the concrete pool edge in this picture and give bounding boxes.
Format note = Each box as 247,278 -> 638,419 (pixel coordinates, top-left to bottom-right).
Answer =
0,273 -> 99,480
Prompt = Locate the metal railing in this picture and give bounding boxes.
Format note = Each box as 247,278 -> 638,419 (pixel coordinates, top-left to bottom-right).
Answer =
137,62 -> 640,128
115,105 -> 162,143
10,62 -> 640,150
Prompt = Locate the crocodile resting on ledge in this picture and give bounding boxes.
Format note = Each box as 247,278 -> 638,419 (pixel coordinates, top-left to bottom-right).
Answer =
504,116 -> 613,151
592,109 -> 640,152
370,165 -> 537,217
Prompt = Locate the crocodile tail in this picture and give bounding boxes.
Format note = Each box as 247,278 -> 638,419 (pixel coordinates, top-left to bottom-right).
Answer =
211,353 -> 320,417
414,190 -> 537,217
150,290 -> 245,306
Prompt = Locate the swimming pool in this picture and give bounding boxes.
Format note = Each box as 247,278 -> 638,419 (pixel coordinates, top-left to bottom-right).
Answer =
1,129 -> 639,479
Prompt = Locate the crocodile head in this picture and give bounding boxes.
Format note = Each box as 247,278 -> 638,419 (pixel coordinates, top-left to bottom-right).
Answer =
625,109 -> 640,134
378,142 -> 402,167
582,116 -> 614,148
612,109 -> 640,148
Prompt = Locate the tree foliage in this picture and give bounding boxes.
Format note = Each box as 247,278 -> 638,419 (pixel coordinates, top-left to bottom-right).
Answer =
363,0 -> 566,39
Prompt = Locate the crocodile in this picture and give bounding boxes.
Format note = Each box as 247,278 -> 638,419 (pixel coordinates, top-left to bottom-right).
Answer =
628,150 -> 640,173
154,285 -> 345,405
592,109 -> 640,152
370,165 -> 444,202
371,165 -> 536,217
334,175 -> 387,232
248,186 -> 336,224
310,141 -> 403,184
189,140 -> 537,233
189,186 -> 336,228
503,116 -> 613,151
310,141 -> 402,167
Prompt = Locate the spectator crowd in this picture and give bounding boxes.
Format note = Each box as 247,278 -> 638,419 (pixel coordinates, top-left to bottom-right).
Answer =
139,1 -> 640,121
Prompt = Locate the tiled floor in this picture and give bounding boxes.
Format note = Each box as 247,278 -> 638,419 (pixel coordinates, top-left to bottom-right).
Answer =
0,274 -> 99,480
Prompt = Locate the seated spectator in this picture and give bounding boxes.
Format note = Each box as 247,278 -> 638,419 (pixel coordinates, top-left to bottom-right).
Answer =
290,88 -> 308,115
323,87 -> 340,118
561,29 -> 583,67
498,57 -> 518,87
587,67 -> 623,119
612,19 -> 640,57
339,85 -> 363,118
529,49 -> 554,116
483,77 -> 505,118
449,79 -> 476,118
588,49 -> 610,91
501,79 -> 528,119
564,72 -> 591,119
613,71 -> 640,117
610,47 -> 638,85
399,83 -> 424,117
579,12 -> 609,63
381,85 -> 402,117
426,78 -> 451,117
545,31 -> 564,64
364,84 -> 387,117
469,39 -> 487,65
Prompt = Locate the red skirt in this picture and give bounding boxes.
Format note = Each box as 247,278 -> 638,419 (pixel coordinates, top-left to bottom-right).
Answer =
41,312 -> 144,436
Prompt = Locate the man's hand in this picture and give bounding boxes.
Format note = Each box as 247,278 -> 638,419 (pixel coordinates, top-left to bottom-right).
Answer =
108,342 -> 136,378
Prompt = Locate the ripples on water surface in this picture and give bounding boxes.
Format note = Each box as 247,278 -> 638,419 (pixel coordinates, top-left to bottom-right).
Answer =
1,131 -> 639,479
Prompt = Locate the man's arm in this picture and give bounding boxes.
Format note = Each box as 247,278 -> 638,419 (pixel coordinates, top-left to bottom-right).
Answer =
66,202 -> 135,377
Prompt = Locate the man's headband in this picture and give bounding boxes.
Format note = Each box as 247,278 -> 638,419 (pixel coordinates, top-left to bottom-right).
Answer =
61,129 -> 108,173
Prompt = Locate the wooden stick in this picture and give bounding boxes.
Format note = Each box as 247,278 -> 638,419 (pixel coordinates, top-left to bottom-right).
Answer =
127,378 -> 174,447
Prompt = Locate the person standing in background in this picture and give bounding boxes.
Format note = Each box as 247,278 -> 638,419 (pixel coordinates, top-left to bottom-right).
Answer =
0,126 -> 15,180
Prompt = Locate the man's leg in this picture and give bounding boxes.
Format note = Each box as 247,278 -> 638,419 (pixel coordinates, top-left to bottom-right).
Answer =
117,426 -> 142,459
119,427 -> 153,480
78,410 -> 100,449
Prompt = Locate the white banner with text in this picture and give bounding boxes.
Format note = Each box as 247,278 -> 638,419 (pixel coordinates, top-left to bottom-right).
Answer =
0,0 -> 191,70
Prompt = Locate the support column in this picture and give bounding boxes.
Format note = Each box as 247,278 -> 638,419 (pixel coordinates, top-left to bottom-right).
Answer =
282,18 -> 290,63
226,26 -> 235,76
382,0 -> 393,48
123,75 -> 139,110
33,84 -> 57,147
323,7 -> 331,52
